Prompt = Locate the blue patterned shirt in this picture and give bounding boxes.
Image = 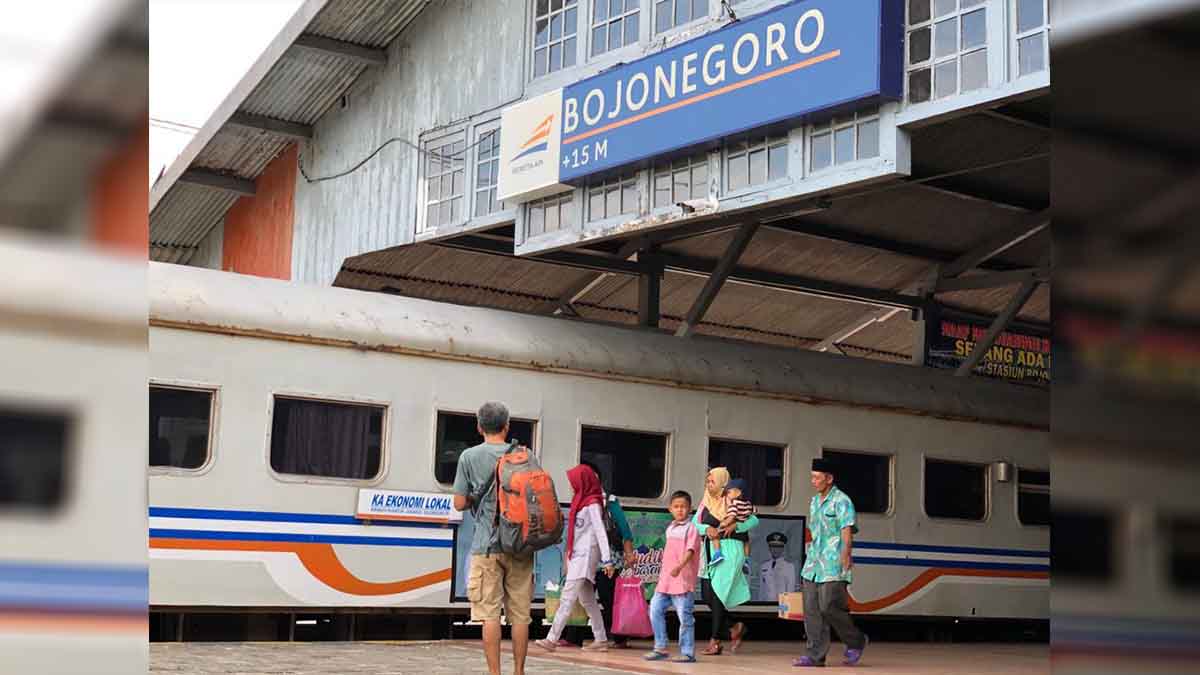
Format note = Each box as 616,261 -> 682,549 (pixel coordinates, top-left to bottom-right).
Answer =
801,485 -> 856,584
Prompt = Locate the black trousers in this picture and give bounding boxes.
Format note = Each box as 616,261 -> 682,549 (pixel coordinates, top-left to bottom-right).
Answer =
701,578 -> 732,641
565,569 -> 622,644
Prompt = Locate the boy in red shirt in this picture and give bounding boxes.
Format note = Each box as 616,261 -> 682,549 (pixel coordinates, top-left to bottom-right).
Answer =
644,490 -> 702,663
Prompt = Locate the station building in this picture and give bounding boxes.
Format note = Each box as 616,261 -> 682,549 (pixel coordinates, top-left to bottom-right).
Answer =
150,0 -> 1051,377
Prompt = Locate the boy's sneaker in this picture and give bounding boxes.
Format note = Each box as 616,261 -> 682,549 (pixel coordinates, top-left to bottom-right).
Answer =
672,654 -> 697,663
643,651 -> 669,661
707,549 -> 725,567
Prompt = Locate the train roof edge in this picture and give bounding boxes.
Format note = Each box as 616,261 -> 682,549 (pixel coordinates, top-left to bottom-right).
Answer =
148,263 -> 1049,430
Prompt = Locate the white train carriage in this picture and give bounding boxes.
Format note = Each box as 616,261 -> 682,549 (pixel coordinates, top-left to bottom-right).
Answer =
0,238 -> 148,673
148,262 -> 1049,623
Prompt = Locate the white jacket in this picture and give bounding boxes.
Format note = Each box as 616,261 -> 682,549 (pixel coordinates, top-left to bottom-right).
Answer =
565,503 -> 612,581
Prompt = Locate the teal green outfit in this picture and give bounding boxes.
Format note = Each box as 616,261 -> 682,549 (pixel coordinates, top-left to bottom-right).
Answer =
801,485 -> 856,584
693,510 -> 759,608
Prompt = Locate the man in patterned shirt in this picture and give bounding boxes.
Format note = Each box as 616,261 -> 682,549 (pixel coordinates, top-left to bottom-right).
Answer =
793,458 -> 867,667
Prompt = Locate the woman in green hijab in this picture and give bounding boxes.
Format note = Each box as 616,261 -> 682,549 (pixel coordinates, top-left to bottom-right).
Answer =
693,467 -> 759,655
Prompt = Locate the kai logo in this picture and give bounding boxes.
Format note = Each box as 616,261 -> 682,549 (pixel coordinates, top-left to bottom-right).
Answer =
511,113 -> 555,163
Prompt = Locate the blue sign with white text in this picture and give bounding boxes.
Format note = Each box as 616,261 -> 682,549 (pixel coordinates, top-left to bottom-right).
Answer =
557,0 -> 902,181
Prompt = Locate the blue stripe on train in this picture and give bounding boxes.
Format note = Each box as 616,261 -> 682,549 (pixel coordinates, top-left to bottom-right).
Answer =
0,561 -> 147,612
148,528 -> 454,548
853,556 -> 1049,572
855,541 -> 1048,558
149,506 -> 450,529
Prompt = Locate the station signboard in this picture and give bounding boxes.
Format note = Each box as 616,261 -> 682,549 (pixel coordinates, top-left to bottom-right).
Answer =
498,0 -> 904,203
924,311 -> 1051,386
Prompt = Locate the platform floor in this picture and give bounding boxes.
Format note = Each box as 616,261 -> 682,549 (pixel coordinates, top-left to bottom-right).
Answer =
150,639 -> 1049,674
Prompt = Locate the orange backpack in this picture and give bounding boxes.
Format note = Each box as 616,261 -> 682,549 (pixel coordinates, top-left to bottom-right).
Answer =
494,442 -> 563,555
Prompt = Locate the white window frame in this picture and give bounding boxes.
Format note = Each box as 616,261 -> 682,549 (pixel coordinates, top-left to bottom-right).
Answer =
820,447 -> 895,517
808,110 -> 882,175
586,171 -> 641,223
707,436 -> 790,509
471,122 -> 505,221
525,191 -> 578,238
724,132 -> 788,195
1015,465 -> 1050,527
590,0 -> 642,57
1010,0 -> 1049,80
905,0 -> 991,104
652,151 -> 712,210
418,129 -> 467,234
148,380 -> 219,476
532,0 -> 581,78
652,0 -> 711,36
578,422 -> 671,504
265,391 -> 389,487
921,455 -> 991,523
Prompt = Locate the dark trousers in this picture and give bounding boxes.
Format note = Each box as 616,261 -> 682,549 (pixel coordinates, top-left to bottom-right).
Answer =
700,578 -> 732,641
565,569 -> 622,644
802,578 -> 866,662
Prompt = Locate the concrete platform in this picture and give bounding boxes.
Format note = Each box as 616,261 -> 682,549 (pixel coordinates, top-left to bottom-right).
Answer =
150,640 -> 1049,674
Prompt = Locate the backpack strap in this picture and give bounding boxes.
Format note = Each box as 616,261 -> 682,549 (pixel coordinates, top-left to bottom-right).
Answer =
491,440 -> 525,531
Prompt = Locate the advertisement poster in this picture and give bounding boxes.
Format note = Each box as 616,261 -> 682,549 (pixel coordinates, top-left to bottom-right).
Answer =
452,505 -> 804,607
924,309 -> 1051,386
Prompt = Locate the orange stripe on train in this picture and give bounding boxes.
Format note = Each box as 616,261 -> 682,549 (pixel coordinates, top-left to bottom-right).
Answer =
850,567 -> 1048,612
151,538 -> 451,596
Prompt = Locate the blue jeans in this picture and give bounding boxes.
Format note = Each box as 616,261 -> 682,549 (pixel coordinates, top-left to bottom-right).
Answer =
650,591 -> 695,657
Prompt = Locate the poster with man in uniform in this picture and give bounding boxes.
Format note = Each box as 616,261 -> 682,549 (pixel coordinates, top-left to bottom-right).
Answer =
756,531 -> 798,601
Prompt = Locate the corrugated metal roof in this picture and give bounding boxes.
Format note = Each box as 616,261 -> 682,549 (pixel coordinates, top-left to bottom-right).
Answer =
150,0 -> 429,259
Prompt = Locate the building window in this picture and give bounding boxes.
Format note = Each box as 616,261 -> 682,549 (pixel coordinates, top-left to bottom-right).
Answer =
708,438 -> 785,506
821,450 -> 891,514
907,0 -> 989,103
655,0 -> 707,34
270,396 -> 384,481
924,458 -> 987,520
423,133 -> 465,231
1053,508 -> 1114,582
527,192 -> 575,237
1166,516 -> 1200,591
150,386 -> 212,470
434,411 -> 536,485
581,425 -> 667,498
587,172 -> 639,222
592,0 -> 640,56
810,112 -> 880,172
1017,467 -> 1049,526
726,134 -> 787,192
653,153 -> 709,208
1013,0 -> 1048,77
0,406 -> 70,509
474,128 -> 503,217
533,0 -> 579,77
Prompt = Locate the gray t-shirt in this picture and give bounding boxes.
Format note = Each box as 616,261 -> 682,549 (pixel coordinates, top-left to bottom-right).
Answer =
452,441 -> 510,555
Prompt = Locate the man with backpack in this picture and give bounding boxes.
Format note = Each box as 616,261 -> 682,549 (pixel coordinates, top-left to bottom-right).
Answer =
453,401 -> 562,675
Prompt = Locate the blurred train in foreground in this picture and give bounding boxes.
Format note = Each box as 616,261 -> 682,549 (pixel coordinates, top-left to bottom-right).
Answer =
0,238 -> 147,672
148,263 -> 1051,638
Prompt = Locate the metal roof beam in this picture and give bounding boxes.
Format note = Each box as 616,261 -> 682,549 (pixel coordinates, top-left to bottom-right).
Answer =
662,253 -> 922,310
935,266 -> 1050,293
940,210 -> 1050,279
675,223 -> 759,337
290,34 -> 387,66
436,235 -> 641,275
179,169 -> 256,196
227,112 -> 313,140
955,278 -> 1041,376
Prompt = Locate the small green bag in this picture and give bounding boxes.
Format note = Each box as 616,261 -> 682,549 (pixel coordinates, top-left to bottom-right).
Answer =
544,581 -> 590,626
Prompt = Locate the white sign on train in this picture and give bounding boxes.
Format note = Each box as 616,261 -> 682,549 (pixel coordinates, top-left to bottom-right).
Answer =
355,489 -> 462,524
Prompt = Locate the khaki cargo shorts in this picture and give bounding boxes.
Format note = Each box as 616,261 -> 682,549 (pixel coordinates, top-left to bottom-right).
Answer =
467,552 -> 534,625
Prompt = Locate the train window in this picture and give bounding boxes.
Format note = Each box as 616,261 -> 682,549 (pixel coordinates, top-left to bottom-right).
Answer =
581,426 -> 667,499
1053,508 -> 1115,582
1017,467 -> 1050,526
0,406 -> 70,509
434,411 -> 536,485
1166,516 -> 1200,591
149,386 -> 213,470
821,449 -> 891,514
707,438 -> 785,506
924,458 -> 987,520
269,396 -> 385,480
